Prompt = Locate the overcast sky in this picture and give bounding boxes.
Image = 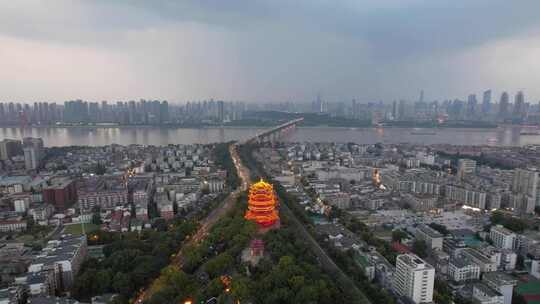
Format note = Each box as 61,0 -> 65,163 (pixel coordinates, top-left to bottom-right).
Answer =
1,0 -> 540,104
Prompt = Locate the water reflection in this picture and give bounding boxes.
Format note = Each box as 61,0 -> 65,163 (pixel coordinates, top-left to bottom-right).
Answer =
0,126 -> 535,147
0,127 -> 266,147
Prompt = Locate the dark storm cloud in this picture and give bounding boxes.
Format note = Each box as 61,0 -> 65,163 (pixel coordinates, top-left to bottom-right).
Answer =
1,0 -> 540,102
99,0 -> 540,57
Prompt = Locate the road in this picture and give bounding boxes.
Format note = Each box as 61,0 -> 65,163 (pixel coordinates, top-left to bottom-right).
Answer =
46,222 -> 63,241
134,144 -> 249,303
172,143 -> 250,264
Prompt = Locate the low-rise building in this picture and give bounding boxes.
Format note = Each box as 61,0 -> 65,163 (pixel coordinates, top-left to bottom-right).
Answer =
403,193 -> 438,211
77,177 -> 128,210
321,192 -> 351,209
0,285 -> 24,304
203,178 -> 225,193
443,237 -> 468,258
499,249 -> 516,271
472,283 -> 503,304
155,192 -> 174,220
415,224 -> 443,251
0,217 -> 27,232
482,272 -> 517,304
29,204 -> 55,224
461,248 -> 497,273
445,183 -> 486,210
27,235 -> 88,295
129,176 -> 153,221
42,177 -> 77,211
10,193 -> 31,213
448,255 -> 480,282
355,253 -> 375,282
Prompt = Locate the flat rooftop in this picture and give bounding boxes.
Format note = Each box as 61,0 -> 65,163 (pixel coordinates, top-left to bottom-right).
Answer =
417,224 -> 443,238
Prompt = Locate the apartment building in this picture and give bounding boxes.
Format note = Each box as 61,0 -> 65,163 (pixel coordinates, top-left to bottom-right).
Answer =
393,254 -> 435,304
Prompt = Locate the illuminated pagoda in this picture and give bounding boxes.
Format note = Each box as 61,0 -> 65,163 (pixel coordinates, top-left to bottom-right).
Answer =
245,179 -> 279,228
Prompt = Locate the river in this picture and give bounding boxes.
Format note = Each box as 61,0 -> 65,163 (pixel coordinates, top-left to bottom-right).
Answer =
0,126 -> 536,147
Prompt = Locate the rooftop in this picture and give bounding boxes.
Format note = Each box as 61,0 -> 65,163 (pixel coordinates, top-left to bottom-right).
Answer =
416,224 -> 443,238
474,283 -> 502,298
450,255 -> 477,268
44,176 -> 73,189
483,272 -> 518,286
397,253 -> 433,270
0,175 -> 31,186
491,225 -> 516,236
27,296 -> 80,304
462,248 -> 493,264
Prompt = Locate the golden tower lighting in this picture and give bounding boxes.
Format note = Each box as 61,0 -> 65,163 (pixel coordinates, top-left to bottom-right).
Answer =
245,179 -> 279,227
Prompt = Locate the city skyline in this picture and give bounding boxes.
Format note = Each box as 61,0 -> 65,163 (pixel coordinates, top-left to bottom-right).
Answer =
2,1 -> 540,102
2,88 -> 540,127
0,88 -> 538,105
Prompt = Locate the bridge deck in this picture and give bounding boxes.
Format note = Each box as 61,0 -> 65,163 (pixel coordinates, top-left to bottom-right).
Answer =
250,118 -> 303,142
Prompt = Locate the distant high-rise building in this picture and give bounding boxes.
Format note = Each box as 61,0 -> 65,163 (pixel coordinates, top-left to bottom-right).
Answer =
392,100 -> 397,120
393,254 -> 435,304
499,92 -> 509,119
0,103 -> 4,120
23,137 -> 44,171
398,100 -> 406,120
448,99 -> 465,120
513,91 -> 525,118
419,90 -> 424,103
23,147 -> 40,170
128,100 -> 137,124
512,168 -> 538,198
512,168 -> 538,200
160,101 -> 169,123
88,102 -> 99,123
311,93 -> 328,114
510,168 -> 538,214
482,90 -> 492,114
467,94 -> 478,118
217,100 -> 225,123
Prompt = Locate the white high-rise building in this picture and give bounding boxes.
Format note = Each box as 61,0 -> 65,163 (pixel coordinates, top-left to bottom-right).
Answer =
510,193 -> 536,215
512,169 -> 538,197
22,137 -> 44,171
490,225 -> 517,250
511,169 -> 540,210
445,184 -> 486,210
393,254 -> 435,304
23,146 -> 40,170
